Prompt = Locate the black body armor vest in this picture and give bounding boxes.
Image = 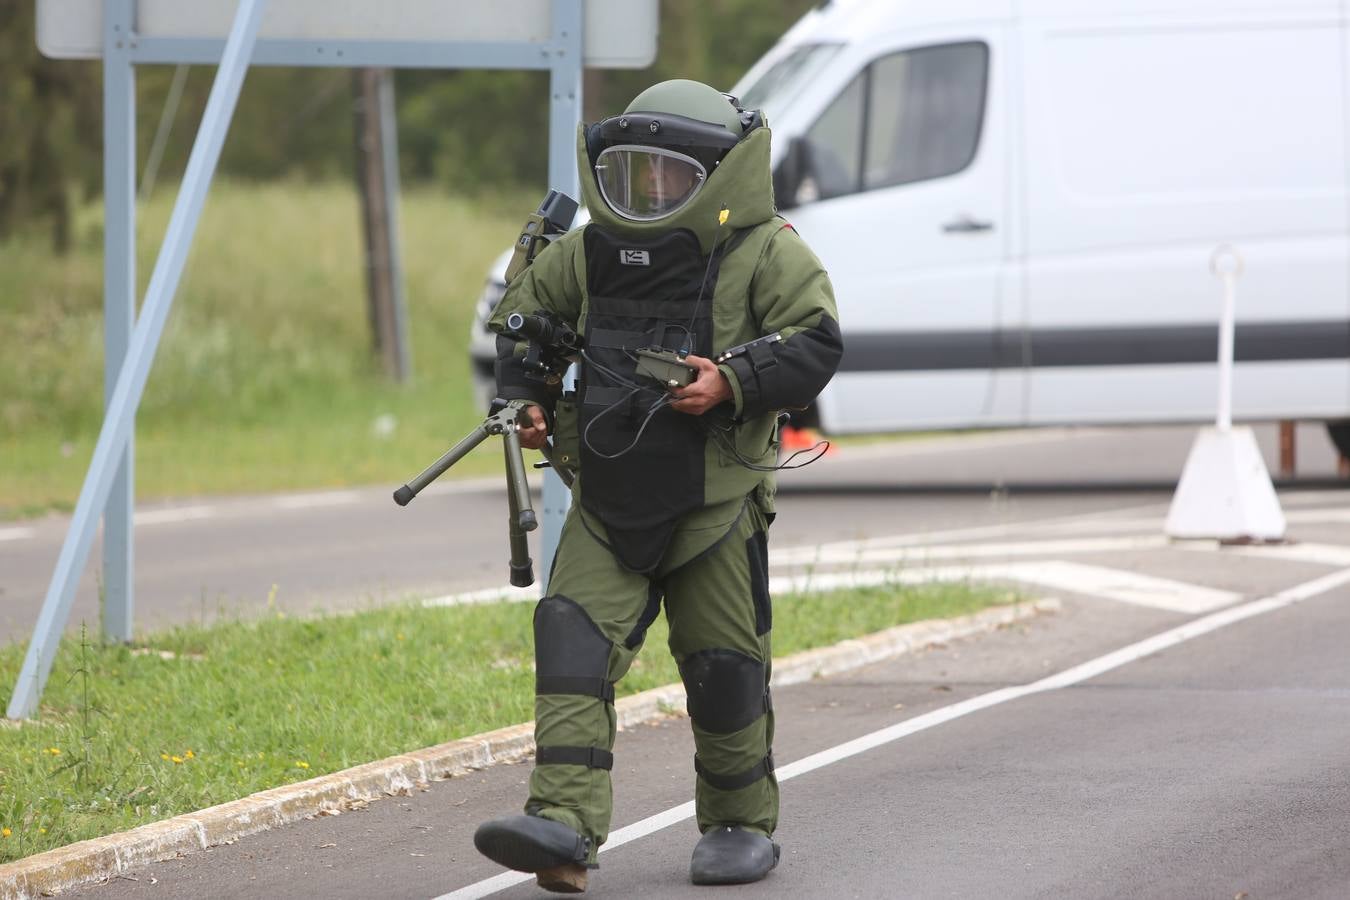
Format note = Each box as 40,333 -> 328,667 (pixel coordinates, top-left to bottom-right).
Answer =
578,226 -> 730,572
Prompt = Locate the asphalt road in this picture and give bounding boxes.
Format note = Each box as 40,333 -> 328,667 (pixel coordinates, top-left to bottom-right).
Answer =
29,421 -> 1350,899
64,486 -> 1350,899
2,422 -> 1343,643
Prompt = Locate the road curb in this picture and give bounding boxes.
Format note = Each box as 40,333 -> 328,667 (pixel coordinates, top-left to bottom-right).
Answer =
0,599 -> 1056,899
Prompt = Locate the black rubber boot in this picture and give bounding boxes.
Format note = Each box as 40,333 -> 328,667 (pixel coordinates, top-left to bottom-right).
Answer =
474,815 -> 592,893
689,826 -> 781,886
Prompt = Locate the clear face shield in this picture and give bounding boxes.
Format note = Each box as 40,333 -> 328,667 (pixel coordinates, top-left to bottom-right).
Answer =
594,145 -> 708,222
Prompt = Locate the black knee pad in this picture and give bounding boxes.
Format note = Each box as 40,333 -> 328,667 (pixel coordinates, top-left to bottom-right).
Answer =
534,595 -> 614,703
679,649 -> 768,735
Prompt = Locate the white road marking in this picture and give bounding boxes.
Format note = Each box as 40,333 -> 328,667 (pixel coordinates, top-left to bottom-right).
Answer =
1285,507 -> 1350,525
771,502 -> 1169,563
969,560 -> 1241,613
823,427 -> 1112,462
433,564 -> 1350,900
0,527 -> 34,542
771,534 -> 1169,568
273,490 -> 363,510
770,560 -> 1239,615
1180,541 -> 1350,569
421,585 -> 540,608
1280,489 -> 1350,507
133,506 -> 216,526
419,551 -> 1234,616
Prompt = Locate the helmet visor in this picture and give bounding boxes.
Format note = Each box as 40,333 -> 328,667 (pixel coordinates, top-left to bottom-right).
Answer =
594,145 -> 707,221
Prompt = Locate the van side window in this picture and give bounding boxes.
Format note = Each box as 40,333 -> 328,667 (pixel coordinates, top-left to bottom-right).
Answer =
803,41 -> 989,199
867,42 -> 988,188
802,73 -> 864,200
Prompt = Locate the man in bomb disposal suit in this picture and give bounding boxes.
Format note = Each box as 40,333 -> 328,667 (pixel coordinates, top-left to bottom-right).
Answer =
473,80 -> 842,892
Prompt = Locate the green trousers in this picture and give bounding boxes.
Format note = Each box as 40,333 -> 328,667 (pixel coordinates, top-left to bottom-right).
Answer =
525,494 -> 778,862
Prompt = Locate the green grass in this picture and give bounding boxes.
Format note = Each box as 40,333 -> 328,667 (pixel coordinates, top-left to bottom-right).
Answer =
0,179 -> 534,519
0,580 -> 1014,862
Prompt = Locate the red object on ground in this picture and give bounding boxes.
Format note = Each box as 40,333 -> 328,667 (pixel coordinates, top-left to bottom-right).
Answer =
781,425 -> 833,453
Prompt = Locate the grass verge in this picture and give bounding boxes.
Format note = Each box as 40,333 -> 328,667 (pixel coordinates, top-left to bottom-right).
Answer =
1,180 -> 533,519
0,579 -> 1013,863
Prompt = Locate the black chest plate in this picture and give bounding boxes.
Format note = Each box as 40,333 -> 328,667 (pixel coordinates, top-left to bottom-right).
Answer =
578,226 -> 721,572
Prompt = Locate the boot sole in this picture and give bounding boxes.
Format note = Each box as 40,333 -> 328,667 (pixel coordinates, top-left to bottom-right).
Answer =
536,863 -> 588,894
474,823 -> 577,873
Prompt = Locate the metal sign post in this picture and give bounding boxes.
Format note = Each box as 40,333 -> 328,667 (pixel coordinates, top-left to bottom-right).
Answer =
8,0 -> 270,720
12,0 -> 657,719
102,0 -> 137,644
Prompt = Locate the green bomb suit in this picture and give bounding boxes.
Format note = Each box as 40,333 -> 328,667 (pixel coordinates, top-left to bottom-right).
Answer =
488,98 -> 842,868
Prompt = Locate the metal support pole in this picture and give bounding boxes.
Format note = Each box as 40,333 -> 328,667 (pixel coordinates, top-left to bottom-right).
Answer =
353,68 -> 411,382
1278,421 -> 1296,479
378,69 -> 412,382
140,63 -> 190,201
102,0 -> 137,644
1210,245 -> 1243,433
539,0 -> 584,588
8,0 -> 268,720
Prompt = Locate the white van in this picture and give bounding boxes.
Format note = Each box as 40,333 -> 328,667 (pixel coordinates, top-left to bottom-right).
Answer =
470,0 -> 1350,444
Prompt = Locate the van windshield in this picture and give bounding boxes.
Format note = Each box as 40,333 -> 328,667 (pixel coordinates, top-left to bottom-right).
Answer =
739,43 -> 842,121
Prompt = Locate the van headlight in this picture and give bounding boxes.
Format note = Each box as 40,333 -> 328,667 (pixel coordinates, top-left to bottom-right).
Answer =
474,279 -> 507,331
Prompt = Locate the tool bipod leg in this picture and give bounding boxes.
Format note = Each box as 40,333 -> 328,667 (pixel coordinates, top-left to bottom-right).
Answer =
393,423 -> 490,506
504,432 -> 536,587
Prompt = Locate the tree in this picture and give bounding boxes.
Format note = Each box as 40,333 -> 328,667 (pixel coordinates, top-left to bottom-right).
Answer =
0,2 -> 100,252
0,0 -> 821,247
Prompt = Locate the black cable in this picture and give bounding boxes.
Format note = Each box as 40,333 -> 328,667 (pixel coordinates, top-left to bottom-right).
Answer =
680,210 -> 730,356
582,387 -> 675,460
581,348 -> 643,390
707,426 -> 830,472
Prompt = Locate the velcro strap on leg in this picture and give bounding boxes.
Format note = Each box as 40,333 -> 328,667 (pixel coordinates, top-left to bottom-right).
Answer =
536,746 -> 615,771
695,752 -> 774,791
536,675 -> 616,703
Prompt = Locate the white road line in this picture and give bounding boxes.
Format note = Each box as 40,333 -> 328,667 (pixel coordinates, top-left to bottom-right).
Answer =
1285,507 -> 1350,524
421,558 -> 1234,616
971,560 -> 1241,613
1182,541 -> 1350,569
132,506 -> 217,526
769,561 -> 1239,615
772,534 -> 1169,568
773,502 -> 1168,562
0,526 -> 34,542
422,585 -> 540,608
821,427 -> 1112,462
273,490 -> 363,510
433,564 -> 1350,900
1280,489 -> 1350,507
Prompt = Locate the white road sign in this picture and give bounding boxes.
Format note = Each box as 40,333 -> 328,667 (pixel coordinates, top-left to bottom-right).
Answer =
37,0 -> 658,67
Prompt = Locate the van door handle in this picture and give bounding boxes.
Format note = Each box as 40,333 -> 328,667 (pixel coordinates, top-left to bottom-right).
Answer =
942,216 -> 995,234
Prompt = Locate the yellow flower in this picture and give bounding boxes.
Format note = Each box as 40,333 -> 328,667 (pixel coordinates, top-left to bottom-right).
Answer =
1,828 -> 10,838
39,828 -> 47,834
46,747 -> 60,756
161,753 -> 170,761
185,750 -> 195,759
295,761 -> 310,769
171,756 -> 184,764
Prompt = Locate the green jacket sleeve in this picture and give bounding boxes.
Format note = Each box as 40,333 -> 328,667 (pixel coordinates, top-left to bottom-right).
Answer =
485,229 -> 585,411
717,224 -> 843,420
